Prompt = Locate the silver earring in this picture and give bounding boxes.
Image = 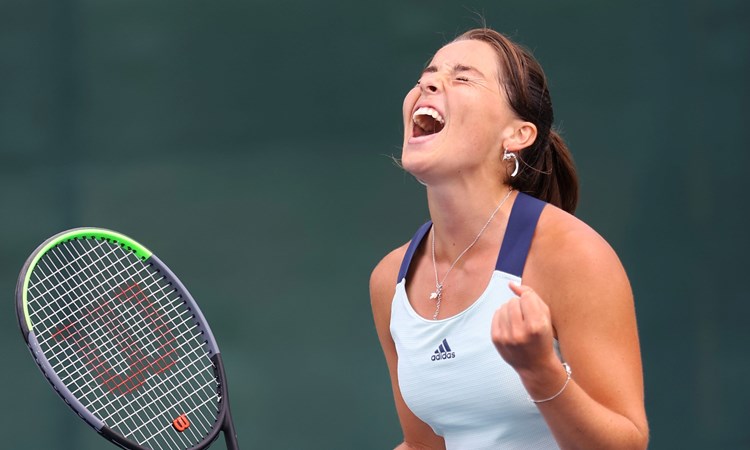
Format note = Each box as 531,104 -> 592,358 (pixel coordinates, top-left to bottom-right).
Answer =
503,148 -> 519,177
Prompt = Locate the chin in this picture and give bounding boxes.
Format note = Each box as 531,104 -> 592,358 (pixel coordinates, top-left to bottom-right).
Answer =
400,150 -> 422,174
400,149 -> 440,184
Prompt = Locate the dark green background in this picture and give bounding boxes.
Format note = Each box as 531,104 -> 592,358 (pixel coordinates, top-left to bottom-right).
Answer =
2,0 -> 748,448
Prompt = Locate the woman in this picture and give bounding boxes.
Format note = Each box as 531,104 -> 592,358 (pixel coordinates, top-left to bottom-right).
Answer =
370,28 -> 648,449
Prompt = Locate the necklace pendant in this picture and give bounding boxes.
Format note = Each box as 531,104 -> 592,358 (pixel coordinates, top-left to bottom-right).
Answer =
429,292 -> 438,300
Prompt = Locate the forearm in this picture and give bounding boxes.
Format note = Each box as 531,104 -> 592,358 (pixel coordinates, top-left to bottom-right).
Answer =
394,442 -> 441,450
522,364 -> 648,450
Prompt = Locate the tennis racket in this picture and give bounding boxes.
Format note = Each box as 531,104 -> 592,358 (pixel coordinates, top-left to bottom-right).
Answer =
16,228 -> 239,450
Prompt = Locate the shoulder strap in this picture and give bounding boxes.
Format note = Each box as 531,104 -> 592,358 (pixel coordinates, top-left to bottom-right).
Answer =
397,221 -> 432,283
495,192 -> 546,277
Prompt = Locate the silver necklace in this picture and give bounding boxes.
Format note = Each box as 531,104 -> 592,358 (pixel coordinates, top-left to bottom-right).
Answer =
430,189 -> 513,320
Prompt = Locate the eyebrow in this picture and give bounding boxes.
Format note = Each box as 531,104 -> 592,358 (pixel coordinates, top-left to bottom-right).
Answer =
422,63 -> 486,78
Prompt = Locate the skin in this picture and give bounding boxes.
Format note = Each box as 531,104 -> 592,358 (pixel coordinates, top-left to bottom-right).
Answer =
370,39 -> 649,449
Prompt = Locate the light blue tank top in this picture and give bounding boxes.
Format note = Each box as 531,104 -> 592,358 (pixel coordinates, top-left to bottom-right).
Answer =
390,193 -> 560,449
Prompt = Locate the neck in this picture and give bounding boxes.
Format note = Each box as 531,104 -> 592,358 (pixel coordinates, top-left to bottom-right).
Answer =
427,182 -> 515,262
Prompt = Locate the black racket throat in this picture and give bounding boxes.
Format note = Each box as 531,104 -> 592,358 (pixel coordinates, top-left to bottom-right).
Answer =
16,228 -> 240,450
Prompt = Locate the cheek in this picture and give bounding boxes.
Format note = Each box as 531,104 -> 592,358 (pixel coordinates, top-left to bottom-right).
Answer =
402,88 -> 420,123
462,99 -> 507,137
450,106 -> 507,155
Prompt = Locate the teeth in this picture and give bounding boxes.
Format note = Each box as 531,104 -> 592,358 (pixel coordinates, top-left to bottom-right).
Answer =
413,106 -> 445,124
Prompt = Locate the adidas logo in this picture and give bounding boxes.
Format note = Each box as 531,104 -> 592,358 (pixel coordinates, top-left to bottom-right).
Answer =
430,338 -> 456,361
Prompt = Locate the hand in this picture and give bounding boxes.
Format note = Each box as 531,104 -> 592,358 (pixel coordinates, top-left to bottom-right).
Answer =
491,282 -> 558,375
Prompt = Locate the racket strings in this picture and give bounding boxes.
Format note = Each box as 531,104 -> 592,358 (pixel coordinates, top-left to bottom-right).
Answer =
27,240 -> 124,328
35,244 -> 178,381
26,238 -> 222,449
52,239 -> 218,449
27,238 -> 111,296
34,239 -> 220,446
42,254 -> 182,383
63,312 -> 218,433
29,239 -> 213,446
36,243 -> 219,447
76,241 -> 221,449
29,241 -> 145,341
39,257 -> 176,369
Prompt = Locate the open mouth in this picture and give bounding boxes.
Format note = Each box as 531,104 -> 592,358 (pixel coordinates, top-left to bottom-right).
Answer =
412,106 -> 445,138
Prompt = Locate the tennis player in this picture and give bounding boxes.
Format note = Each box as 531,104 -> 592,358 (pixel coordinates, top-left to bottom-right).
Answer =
370,28 -> 648,449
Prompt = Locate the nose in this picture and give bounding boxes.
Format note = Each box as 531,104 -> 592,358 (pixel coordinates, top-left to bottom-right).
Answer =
419,73 -> 442,94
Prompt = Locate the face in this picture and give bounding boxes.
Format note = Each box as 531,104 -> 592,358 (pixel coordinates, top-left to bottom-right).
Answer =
401,39 -> 519,184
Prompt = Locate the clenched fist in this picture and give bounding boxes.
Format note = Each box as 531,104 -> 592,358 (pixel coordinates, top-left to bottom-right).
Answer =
491,282 -> 559,375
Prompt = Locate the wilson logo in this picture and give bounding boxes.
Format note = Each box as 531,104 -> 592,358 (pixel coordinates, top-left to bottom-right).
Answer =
173,414 -> 190,432
431,338 -> 456,361
52,282 -> 178,396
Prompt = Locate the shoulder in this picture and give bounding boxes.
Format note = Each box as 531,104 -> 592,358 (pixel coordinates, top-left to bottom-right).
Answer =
527,203 -> 631,310
370,243 -> 409,307
369,242 -> 410,338
535,203 -> 624,272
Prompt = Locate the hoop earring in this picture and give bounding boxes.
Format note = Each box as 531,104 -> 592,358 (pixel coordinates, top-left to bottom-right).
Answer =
503,148 -> 519,177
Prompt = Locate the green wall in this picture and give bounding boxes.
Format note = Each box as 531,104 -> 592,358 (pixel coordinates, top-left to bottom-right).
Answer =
2,0 -> 748,448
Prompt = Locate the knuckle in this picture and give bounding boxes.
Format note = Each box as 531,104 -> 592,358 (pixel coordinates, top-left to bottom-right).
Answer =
491,327 -> 503,343
509,331 -> 527,346
527,324 -> 544,337
528,316 -> 550,334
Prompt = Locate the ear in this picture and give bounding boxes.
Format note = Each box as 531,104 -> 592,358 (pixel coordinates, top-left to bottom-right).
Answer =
503,121 -> 537,153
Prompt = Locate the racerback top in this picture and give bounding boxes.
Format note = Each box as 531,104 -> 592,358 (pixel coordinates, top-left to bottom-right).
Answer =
390,192 -> 560,449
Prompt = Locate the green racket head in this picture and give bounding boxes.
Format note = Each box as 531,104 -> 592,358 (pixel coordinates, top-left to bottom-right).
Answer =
16,228 -> 236,450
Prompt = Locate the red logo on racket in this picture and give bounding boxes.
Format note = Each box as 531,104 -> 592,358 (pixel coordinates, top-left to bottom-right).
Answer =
52,282 -> 178,396
173,414 -> 190,432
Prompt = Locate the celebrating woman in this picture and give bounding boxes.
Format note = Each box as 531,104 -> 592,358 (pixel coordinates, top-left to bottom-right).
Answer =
370,28 -> 648,449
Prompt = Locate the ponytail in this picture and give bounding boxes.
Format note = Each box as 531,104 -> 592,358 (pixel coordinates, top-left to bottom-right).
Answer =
509,129 -> 578,214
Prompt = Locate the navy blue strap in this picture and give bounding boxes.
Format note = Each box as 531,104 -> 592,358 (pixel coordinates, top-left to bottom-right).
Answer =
397,221 -> 432,283
396,193 -> 545,283
495,192 -> 546,277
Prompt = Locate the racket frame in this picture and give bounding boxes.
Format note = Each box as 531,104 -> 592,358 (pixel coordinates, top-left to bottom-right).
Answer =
16,228 -> 239,450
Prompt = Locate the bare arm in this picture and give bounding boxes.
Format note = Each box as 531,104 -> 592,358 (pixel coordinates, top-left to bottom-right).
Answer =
370,247 -> 446,450
492,210 -> 649,449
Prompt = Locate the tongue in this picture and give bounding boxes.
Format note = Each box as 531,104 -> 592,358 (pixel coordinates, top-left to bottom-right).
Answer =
414,115 -> 442,137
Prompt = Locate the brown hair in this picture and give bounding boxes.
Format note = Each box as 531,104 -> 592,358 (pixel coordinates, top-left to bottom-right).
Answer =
455,28 -> 579,214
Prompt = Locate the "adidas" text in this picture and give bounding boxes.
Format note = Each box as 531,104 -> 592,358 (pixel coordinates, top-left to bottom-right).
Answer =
431,351 -> 455,361
431,338 -> 456,362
